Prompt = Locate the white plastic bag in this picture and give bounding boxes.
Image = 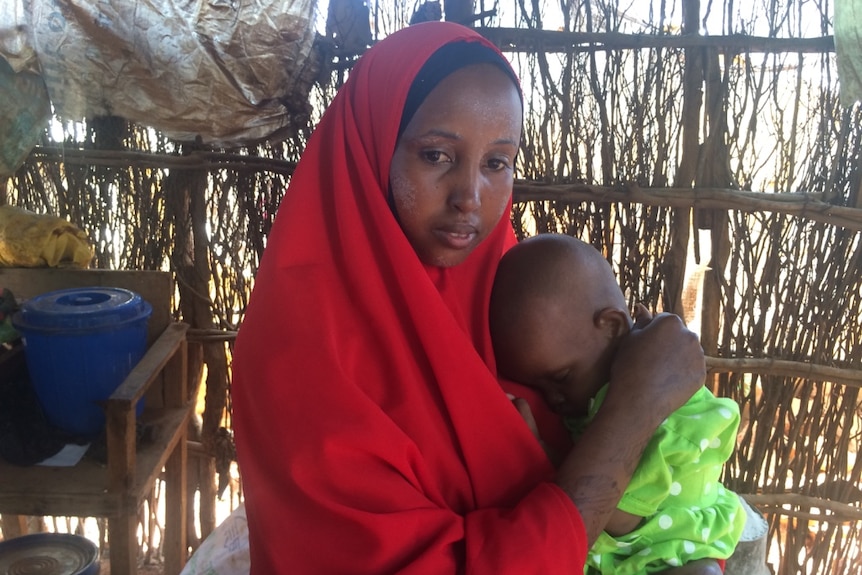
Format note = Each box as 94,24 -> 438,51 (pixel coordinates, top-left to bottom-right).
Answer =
181,503 -> 250,575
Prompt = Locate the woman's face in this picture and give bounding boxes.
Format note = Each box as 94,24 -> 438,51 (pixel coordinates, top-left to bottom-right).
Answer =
389,63 -> 522,267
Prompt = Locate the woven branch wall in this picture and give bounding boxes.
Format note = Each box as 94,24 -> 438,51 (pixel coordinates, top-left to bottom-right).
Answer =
3,1 -> 862,573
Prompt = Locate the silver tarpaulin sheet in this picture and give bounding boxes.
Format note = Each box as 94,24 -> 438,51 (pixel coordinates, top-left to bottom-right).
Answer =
836,0 -> 862,106
0,0 -> 318,145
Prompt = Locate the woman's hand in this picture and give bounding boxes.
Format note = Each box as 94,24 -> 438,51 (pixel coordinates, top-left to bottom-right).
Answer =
555,306 -> 704,546
610,306 -> 705,425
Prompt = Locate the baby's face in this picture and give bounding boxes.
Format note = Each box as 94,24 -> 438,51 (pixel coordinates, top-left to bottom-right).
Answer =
499,317 -> 615,418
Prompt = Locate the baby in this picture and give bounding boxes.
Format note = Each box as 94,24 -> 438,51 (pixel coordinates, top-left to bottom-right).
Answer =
490,233 -> 745,575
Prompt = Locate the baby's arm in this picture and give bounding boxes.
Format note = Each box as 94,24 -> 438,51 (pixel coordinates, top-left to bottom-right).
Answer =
604,508 -> 642,536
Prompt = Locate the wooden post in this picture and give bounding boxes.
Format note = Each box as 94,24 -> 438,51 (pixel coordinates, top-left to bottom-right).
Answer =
164,338 -> 189,573
107,514 -> 138,574
665,0 -> 704,318
0,514 -> 28,538
106,403 -> 137,574
166,154 -> 227,537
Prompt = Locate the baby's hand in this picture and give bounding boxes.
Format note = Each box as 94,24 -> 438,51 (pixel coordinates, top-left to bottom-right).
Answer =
507,393 -> 540,438
508,394 -> 562,467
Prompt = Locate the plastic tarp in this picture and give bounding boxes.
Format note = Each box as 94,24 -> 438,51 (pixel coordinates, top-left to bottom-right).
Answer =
0,0 -> 318,145
836,0 -> 862,106
0,57 -> 51,177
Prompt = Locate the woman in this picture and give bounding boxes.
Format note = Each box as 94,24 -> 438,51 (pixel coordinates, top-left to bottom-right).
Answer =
232,21 -> 705,574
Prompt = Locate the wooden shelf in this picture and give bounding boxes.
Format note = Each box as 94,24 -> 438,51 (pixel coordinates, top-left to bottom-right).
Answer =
0,270 -> 192,575
0,405 -> 190,517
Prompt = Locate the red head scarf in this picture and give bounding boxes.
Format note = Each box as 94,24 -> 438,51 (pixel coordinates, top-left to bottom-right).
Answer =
232,21 -> 585,574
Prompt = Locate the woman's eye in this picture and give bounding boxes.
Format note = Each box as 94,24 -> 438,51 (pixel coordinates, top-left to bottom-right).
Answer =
487,157 -> 511,171
421,150 -> 449,164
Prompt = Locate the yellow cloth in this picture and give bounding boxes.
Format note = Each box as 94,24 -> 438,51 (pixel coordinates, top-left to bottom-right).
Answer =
0,204 -> 93,267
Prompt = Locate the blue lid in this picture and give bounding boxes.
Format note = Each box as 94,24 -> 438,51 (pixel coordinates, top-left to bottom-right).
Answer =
12,286 -> 152,332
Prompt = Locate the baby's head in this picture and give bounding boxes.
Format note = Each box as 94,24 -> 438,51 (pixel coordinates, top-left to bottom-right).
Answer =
490,234 -> 632,417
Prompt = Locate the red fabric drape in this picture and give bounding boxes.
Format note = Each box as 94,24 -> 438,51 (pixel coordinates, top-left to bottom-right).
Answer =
232,21 -> 585,574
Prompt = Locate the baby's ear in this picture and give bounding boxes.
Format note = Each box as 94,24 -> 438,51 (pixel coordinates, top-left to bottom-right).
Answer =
594,307 -> 632,340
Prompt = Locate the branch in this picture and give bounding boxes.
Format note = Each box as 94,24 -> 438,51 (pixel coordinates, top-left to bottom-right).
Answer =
26,150 -> 862,231
478,28 -> 834,54
741,492 -> 862,522
706,356 -> 862,388
513,181 -> 862,232
26,146 -> 297,175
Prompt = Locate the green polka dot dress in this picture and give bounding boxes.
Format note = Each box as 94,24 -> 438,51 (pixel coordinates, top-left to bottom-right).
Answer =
566,386 -> 746,575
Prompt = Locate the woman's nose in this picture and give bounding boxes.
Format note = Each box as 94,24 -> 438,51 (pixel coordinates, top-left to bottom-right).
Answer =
448,165 -> 482,212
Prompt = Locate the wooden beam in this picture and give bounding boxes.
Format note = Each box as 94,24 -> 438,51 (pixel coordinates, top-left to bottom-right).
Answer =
706,356 -> 862,388
511,181 -> 862,232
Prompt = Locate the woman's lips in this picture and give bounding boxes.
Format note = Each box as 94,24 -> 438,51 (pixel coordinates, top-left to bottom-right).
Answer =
434,224 -> 478,249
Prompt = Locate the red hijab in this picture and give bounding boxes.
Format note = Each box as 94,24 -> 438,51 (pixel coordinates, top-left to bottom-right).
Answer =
233,21 -> 585,574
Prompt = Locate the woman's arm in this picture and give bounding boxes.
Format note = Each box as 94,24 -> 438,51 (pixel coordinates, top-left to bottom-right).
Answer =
234,267 -> 592,574
237,387 -> 590,575
555,311 -> 706,545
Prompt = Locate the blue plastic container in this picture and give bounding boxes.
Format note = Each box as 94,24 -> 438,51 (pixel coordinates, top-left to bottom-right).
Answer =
12,287 -> 152,437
